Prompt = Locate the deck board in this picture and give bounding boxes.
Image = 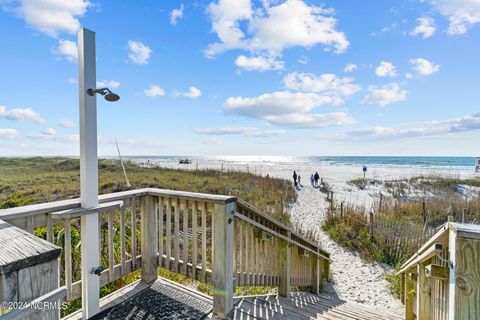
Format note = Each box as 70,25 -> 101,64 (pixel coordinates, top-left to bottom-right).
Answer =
229,292 -> 403,320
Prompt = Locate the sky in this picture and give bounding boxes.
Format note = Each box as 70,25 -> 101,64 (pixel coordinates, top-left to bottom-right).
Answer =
0,0 -> 479,157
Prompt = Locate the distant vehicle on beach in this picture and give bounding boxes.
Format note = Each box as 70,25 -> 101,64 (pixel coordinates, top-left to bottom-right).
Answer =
179,159 -> 192,164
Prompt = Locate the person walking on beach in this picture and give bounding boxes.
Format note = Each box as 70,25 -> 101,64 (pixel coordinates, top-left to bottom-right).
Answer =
293,171 -> 298,187
314,172 -> 320,187
298,174 -> 303,187
310,174 -> 314,186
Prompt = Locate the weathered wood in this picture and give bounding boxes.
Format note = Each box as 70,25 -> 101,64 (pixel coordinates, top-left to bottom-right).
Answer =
192,201 -> 198,278
455,237 -> 480,319
201,202 -> 207,282
212,201 -> 235,318
404,273 -> 415,320
166,197 -> 172,270
140,196 -> 158,284
417,261 -> 432,320
46,213 -> 54,243
120,205 -> 126,275
174,199 -> 180,273
107,210 -> 115,282
131,197 -> 137,269
425,264 -> 449,280
64,218 -> 72,299
182,199 -> 188,276
158,197 -> 164,268
279,231 -> 291,297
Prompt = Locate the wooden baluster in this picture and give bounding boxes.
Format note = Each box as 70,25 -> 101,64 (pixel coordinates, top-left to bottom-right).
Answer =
131,197 -> 137,268
64,218 -> 72,299
173,199 -> 180,273
46,213 -> 54,243
201,202 -> 207,282
166,198 -> 172,270
245,220 -> 250,287
182,199 -> 189,276
239,221 -> 244,286
192,201 -> 198,279
251,223 -> 256,286
108,210 -> 114,281
158,197 -> 164,267
120,205 -> 126,274
26,215 -> 34,234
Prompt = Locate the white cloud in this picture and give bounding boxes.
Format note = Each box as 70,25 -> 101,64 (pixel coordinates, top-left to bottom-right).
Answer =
410,17 -> 436,38
170,4 -> 184,25
283,72 -> 360,96
143,85 -> 165,97
225,91 -> 342,118
58,119 -> 76,128
224,91 -> 354,128
128,40 -> 152,65
55,39 -> 78,61
410,58 -> 440,76
235,55 -> 284,71
183,86 -> 202,98
96,80 -> 120,88
13,0 -> 91,37
361,83 -> 407,106
206,0 -> 349,67
422,0 -> 480,35
42,128 -> 56,135
0,106 -> 45,123
194,126 -> 286,138
262,112 -> 356,128
345,112 -> 480,141
0,128 -> 20,139
375,61 -> 397,77
344,63 -> 357,72
68,77 -> 78,84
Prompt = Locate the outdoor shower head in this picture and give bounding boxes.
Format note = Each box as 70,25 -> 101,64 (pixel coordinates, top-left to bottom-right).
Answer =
87,87 -> 120,102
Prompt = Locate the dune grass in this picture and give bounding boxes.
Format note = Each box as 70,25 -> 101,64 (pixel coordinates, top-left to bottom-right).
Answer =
0,157 -> 295,221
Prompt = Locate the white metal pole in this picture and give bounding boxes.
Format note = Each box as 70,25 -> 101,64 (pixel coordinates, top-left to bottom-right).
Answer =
78,27 -> 100,319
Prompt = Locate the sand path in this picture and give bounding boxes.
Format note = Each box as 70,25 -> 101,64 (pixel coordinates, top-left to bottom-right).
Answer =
289,184 -> 404,316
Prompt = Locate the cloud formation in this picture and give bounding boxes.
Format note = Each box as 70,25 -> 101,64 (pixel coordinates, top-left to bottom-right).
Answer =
143,85 -> 165,97
128,40 -> 152,65
55,39 -> 78,61
0,128 -> 20,139
96,80 -> 120,88
183,86 -> 202,98
206,0 -> 349,69
410,58 -> 440,76
422,0 -> 480,35
13,0 -> 90,37
42,128 -> 57,135
375,61 -> 397,77
235,55 -> 284,71
345,112 -> 480,141
283,72 -> 360,96
410,17 -> 436,38
0,106 -> 45,123
344,63 -> 357,72
361,83 -> 407,106
170,4 -> 184,25
194,126 -> 286,138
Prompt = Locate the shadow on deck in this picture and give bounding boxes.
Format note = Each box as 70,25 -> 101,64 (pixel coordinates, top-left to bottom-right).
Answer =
68,278 -> 402,320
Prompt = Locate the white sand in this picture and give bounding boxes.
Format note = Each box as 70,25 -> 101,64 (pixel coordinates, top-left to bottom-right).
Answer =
141,158 -> 477,315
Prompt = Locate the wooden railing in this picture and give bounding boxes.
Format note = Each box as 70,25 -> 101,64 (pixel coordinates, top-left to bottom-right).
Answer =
0,188 -> 330,319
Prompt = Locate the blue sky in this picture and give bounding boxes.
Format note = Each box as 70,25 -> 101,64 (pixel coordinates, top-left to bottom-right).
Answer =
0,0 -> 479,156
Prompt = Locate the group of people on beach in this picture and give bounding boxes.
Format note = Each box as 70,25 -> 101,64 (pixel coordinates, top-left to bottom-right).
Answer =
293,171 -> 320,189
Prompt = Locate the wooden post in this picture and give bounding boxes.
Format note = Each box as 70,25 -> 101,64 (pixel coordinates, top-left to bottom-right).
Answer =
311,253 -> 321,295
447,224 -> 456,320
379,193 -> 383,212
369,210 -> 374,237
462,208 -> 466,223
404,273 -> 415,320
422,201 -> 427,225
416,262 -> 432,320
340,202 -> 344,220
212,199 -> 236,319
141,195 -> 158,284
278,231 -> 291,297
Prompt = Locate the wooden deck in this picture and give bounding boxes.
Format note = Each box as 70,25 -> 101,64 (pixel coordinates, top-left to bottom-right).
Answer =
229,292 -> 403,320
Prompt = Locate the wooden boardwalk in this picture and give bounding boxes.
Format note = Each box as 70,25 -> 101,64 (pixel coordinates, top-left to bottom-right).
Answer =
229,292 -> 403,320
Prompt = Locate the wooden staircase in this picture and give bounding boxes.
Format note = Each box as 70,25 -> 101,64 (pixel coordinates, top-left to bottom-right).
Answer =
229,291 -> 403,320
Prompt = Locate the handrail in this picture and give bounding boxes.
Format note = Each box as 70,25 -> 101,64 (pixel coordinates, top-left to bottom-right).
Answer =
51,200 -> 124,219
0,188 -> 235,220
0,286 -> 67,320
396,243 -> 444,275
234,211 -> 330,261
